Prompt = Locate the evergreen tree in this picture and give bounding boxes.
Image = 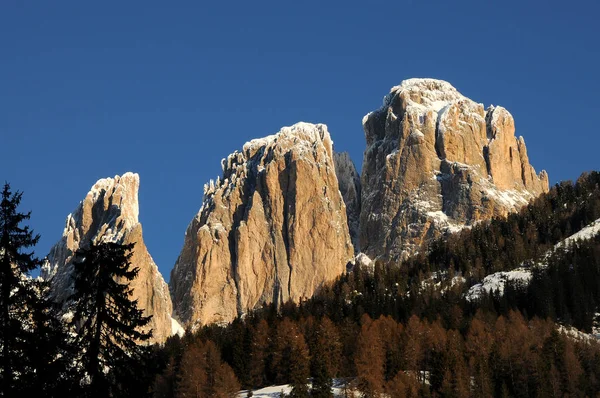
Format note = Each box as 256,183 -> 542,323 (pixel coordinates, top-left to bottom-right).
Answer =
271,318 -> 309,398
0,183 -> 41,395
310,354 -> 333,398
248,319 -> 270,388
69,241 -> 152,397
22,279 -> 76,397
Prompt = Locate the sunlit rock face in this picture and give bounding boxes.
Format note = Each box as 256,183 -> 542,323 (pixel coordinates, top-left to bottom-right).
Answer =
42,173 -> 174,343
360,78 -> 549,261
170,123 -> 354,329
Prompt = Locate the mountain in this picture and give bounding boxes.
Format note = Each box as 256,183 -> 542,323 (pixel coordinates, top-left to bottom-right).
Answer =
41,172 -> 175,343
333,152 -> 361,252
169,122 -> 354,329
360,78 -> 549,261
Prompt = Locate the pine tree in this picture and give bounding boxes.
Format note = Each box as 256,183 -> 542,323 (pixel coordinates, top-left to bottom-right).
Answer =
22,279 -> 76,397
69,241 -> 152,397
310,354 -> 332,398
0,183 -> 41,395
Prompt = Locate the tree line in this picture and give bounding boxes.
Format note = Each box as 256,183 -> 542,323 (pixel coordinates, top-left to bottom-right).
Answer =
150,171 -> 600,397
423,171 -> 600,279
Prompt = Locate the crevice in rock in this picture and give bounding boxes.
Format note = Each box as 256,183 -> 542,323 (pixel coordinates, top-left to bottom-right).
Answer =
435,106 -> 449,160
228,162 -> 256,317
279,152 -> 294,301
483,145 -> 492,177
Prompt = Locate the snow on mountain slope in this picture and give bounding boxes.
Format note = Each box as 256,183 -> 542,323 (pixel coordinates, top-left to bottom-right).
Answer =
466,268 -> 533,301
466,217 -> 600,301
238,380 -> 354,397
552,218 -> 600,252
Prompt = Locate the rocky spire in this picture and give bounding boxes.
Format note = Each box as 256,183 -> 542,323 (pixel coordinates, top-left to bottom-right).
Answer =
42,173 -> 175,343
360,78 -> 549,261
169,123 -> 354,329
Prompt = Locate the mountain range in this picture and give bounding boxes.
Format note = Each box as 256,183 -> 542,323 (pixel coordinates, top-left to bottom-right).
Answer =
41,78 -> 562,341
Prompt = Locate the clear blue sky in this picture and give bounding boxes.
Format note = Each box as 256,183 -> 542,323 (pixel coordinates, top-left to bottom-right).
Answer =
2,0 -> 598,281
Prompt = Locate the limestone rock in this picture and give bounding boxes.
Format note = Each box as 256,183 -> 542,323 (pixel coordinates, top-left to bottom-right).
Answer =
360,78 -> 549,261
334,152 -> 361,252
41,173 -> 174,343
170,123 -> 354,329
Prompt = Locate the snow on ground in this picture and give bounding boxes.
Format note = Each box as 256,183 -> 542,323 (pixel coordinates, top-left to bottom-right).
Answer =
238,384 -> 291,397
593,313 -> 600,340
420,272 -> 466,295
466,268 -> 533,301
467,217 -> 600,302
551,218 -> 600,253
238,379 -> 355,397
558,324 -> 599,344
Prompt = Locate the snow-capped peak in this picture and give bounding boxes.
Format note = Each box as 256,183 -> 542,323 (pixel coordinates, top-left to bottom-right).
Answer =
386,78 -> 468,111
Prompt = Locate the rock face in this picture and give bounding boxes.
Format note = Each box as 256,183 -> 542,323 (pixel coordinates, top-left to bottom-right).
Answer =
170,122 -> 354,329
360,78 -> 549,261
41,173 -> 174,343
334,152 -> 361,252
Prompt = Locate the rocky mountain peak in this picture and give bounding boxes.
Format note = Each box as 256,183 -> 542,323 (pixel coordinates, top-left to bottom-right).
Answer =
170,122 -> 354,329
42,172 -> 175,343
360,78 -> 549,261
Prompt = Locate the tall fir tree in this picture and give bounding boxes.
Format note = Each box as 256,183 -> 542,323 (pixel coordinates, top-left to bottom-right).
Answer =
0,183 -> 41,395
310,354 -> 333,398
21,278 -> 77,397
69,241 -> 153,397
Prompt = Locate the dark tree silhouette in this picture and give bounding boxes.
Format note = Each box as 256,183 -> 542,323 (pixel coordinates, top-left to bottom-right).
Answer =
69,241 -> 152,397
0,183 -> 41,395
22,278 -> 76,397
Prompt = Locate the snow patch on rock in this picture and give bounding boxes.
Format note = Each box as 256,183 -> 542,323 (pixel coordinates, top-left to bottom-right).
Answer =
171,318 -> 185,337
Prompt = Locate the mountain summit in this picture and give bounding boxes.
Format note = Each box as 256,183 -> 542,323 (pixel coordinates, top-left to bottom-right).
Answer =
41,172 -> 175,342
169,122 -> 354,328
360,78 -> 549,261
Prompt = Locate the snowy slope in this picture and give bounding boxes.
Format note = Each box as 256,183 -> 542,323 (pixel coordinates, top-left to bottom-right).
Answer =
466,217 -> 600,301
552,218 -> 600,253
238,380 -> 354,397
466,268 -> 532,301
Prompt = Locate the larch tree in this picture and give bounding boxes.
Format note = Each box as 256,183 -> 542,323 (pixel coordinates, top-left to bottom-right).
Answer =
354,314 -> 385,397
175,339 -> 240,398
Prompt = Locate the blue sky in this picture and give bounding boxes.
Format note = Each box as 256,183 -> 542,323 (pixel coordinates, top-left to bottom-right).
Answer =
2,0 -> 598,281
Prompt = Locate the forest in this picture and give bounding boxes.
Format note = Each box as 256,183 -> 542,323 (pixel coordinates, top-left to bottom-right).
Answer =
1,171 -> 600,397
151,172 -> 600,397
